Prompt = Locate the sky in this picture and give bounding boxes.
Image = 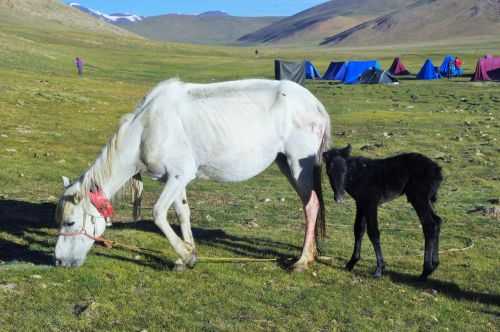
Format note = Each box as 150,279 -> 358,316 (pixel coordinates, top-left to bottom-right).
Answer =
65,0 -> 327,17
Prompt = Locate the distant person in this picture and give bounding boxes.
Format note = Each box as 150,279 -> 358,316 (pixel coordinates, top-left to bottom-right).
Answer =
255,49 -> 259,57
455,57 -> 463,70
74,57 -> 84,76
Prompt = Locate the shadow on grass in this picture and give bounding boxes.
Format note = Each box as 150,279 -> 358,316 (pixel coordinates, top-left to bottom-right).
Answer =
110,220 -> 298,269
0,200 -> 55,265
387,270 -> 500,307
0,199 -> 298,269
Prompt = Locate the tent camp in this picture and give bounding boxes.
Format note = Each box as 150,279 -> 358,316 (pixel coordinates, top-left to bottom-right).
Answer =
274,60 -> 305,85
439,55 -> 463,77
358,68 -> 398,84
388,57 -> 410,75
471,55 -> 500,81
322,61 -> 346,80
305,60 -> 321,80
341,60 -> 381,84
416,59 -> 441,80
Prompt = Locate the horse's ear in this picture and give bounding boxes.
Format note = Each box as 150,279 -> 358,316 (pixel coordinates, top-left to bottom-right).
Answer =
62,176 -> 71,188
341,145 -> 352,158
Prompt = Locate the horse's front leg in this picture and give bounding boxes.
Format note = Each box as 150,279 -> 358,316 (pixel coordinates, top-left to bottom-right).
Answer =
346,204 -> 367,271
153,175 -> 196,271
174,189 -> 196,254
366,204 -> 385,278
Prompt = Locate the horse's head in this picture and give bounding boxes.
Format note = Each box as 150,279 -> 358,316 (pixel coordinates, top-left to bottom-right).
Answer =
54,176 -> 107,267
323,145 -> 351,203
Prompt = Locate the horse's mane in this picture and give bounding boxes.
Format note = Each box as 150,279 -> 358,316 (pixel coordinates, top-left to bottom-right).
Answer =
78,113 -> 134,198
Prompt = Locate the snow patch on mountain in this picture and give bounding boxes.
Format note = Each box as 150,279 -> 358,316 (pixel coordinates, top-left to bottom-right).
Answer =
68,3 -> 144,23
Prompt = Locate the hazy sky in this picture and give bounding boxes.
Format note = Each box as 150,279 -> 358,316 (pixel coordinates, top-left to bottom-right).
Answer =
66,0 -> 327,17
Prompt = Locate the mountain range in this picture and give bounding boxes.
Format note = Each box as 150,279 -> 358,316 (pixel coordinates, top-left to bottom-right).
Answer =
69,3 -> 281,45
64,0 -> 500,47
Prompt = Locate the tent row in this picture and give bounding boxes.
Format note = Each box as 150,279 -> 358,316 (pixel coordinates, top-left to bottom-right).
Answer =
275,55 -> 467,85
276,59 -> 398,85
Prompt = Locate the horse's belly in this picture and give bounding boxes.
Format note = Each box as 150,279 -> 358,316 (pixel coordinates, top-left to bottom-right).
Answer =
196,146 -> 280,182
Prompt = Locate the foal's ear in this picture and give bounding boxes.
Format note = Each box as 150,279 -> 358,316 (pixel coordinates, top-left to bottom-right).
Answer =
62,176 -> 71,189
341,144 -> 352,158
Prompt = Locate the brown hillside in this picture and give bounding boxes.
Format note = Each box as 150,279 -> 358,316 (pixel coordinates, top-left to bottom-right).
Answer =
0,0 -> 137,37
238,0 -> 413,44
321,0 -> 500,46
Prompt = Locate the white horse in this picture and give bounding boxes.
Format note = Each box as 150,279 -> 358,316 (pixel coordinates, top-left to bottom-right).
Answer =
55,78 -> 331,271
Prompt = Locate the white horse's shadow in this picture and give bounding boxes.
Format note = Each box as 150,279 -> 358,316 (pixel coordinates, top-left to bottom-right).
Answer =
106,220 -> 301,270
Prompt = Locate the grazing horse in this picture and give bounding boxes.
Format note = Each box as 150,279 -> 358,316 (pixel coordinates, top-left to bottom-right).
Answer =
323,145 -> 443,280
55,78 -> 331,271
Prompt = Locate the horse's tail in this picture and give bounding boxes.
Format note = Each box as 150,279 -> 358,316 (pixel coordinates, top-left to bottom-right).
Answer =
314,106 -> 331,243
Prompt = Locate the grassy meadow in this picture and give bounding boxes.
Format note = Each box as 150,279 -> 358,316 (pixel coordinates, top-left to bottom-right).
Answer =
0,19 -> 499,331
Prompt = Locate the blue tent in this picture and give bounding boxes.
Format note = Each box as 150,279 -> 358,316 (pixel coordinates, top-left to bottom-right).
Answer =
322,61 -> 346,80
305,60 -> 321,79
439,55 -> 463,77
417,59 -> 441,80
342,60 -> 381,84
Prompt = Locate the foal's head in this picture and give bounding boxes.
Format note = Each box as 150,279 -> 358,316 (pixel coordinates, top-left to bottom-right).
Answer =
323,145 -> 352,203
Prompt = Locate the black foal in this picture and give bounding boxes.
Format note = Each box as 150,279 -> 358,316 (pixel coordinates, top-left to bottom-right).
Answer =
323,145 -> 443,280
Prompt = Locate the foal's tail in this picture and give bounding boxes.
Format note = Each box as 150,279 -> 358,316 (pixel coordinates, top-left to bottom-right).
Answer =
314,109 -> 331,243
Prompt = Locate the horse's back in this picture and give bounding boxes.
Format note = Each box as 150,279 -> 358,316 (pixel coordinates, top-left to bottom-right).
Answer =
137,79 -> 329,182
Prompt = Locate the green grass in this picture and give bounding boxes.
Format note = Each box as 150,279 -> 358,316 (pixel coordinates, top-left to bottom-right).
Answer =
0,20 -> 499,331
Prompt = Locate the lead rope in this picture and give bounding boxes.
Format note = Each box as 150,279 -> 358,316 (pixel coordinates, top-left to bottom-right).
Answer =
91,235 -> 473,263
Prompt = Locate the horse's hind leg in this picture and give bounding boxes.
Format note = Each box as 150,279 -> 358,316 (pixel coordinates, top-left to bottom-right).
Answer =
365,204 -> 385,278
431,210 -> 442,270
346,203 -> 367,271
276,152 -> 319,272
409,196 -> 439,280
174,189 -> 195,252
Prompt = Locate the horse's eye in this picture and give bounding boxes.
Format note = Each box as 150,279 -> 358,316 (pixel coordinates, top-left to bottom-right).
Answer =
64,221 -> 76,227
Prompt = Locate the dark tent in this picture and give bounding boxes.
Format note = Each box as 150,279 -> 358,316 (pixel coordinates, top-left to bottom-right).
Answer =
388,57 -> 410,75
416,59 -> 441,80
305,60 -> 321,80
358,68 -> 399,84
439,55 -> 463,77
471,55 -> 500,81
342,60 -> 381,84
274,60 -> 305,85
322,61 -> 346,80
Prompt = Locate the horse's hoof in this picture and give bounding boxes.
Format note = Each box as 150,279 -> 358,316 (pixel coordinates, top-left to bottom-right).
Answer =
185,253 -> 197,269
173,259 -> 187,272
291,259 -> 312,273
345,261 -> 356,271
418,272 -> 431,282
373,265 -> 385,278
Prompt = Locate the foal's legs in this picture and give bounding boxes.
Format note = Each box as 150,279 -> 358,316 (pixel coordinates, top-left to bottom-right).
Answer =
153,175 -> 197,270
174,189 -> 195,252
346,203 -> 367,271
409,197 -> 439,280
365,204 -> 385,278
431,211 -> 443,269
